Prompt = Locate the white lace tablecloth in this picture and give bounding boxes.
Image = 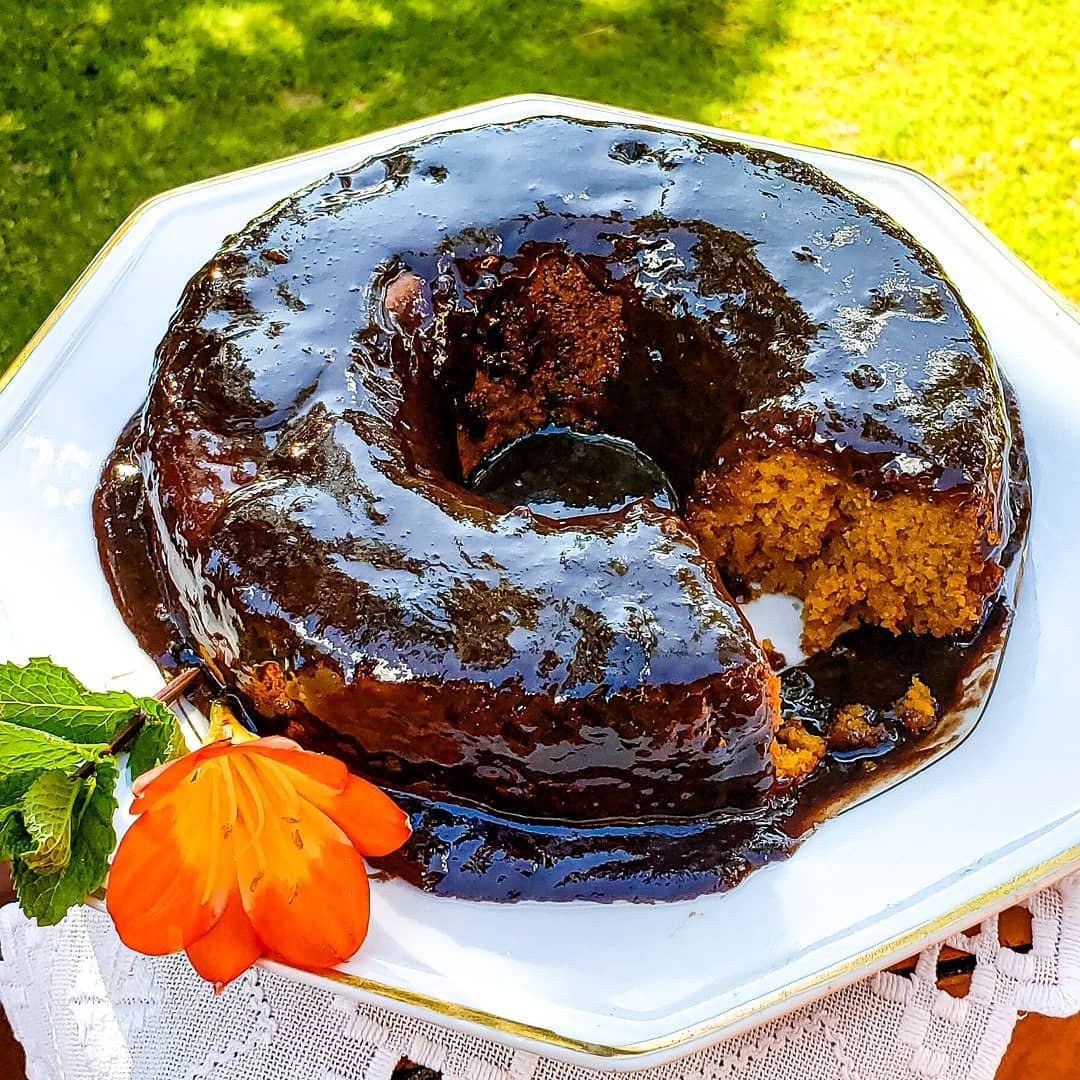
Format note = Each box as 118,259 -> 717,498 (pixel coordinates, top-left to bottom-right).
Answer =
3,874 -> 1080,1080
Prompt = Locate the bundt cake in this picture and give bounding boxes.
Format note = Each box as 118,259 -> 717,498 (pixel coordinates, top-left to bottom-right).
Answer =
94,116 -> 1024,900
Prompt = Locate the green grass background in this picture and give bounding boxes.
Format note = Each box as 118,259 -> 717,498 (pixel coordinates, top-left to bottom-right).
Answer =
2,0 -> 1078,370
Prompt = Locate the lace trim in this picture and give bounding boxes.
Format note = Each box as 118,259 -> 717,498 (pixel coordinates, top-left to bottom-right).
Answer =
2,872 -> 1079,1080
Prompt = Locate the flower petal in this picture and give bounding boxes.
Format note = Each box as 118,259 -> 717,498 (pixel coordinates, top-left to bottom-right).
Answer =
108,757 -> 241,953
318,774 -> 412,857
184,888 -> 263,992
128,755 -> 183,799
240,735 -> 303,753
240,740 -> 349,794
239,744 -> 410,855
247,846 -> 370,970
129,741 -> 234,812
108,806 -> 231,954
233,756 -> 370,969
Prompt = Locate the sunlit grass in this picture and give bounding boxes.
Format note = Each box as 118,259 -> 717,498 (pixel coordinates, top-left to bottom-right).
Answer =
705,0 -> 1080,305
0,0 -> 1076,367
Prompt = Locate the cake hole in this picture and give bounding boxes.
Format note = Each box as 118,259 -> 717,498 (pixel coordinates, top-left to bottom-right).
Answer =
467,425 -> 677,520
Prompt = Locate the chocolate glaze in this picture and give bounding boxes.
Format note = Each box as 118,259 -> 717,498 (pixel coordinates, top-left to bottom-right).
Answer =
93,118 -> 1025,901
375,611 -> 1005,902
95,422 -> 1024,901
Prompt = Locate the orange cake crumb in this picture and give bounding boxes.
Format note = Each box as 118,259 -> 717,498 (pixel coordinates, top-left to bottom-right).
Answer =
240,661 -> 301,717
894,676 -> 938,733
687,450 -> 1001,651
771,721 -> 826,783
759,636 -> 787,672
828,703 -> 887,751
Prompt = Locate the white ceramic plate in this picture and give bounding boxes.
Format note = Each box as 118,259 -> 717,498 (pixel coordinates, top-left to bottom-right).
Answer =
2,96 -> 1078,1070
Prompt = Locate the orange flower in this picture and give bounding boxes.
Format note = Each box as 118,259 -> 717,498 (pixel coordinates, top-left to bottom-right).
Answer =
106,735 -> 411,991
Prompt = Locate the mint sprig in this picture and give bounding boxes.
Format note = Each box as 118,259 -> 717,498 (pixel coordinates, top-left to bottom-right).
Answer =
0,659 -> 191,925
12,760 -> 119,925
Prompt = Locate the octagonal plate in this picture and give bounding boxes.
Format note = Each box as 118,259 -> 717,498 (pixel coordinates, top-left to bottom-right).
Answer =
2,96 -> 1079,1069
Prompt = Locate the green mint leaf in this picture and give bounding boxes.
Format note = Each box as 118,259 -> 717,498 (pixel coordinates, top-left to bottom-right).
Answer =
126,698 -> 185,780
0,659 -> 185,925
0,807 -> 28,862
19,770 -> 85,874
0,719 -> 106,789
0,658 -> 144,743
12,758 -> 118,926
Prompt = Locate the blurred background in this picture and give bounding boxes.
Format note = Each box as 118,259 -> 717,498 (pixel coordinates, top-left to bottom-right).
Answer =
1,0 -> 1078,370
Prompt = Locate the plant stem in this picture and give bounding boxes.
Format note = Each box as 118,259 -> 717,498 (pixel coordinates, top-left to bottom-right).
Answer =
71,666 -> 203,780
154,665 -> 203,705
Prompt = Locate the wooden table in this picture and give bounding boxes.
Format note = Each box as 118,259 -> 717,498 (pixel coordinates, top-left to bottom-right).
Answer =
0,864 -> 1075,1078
